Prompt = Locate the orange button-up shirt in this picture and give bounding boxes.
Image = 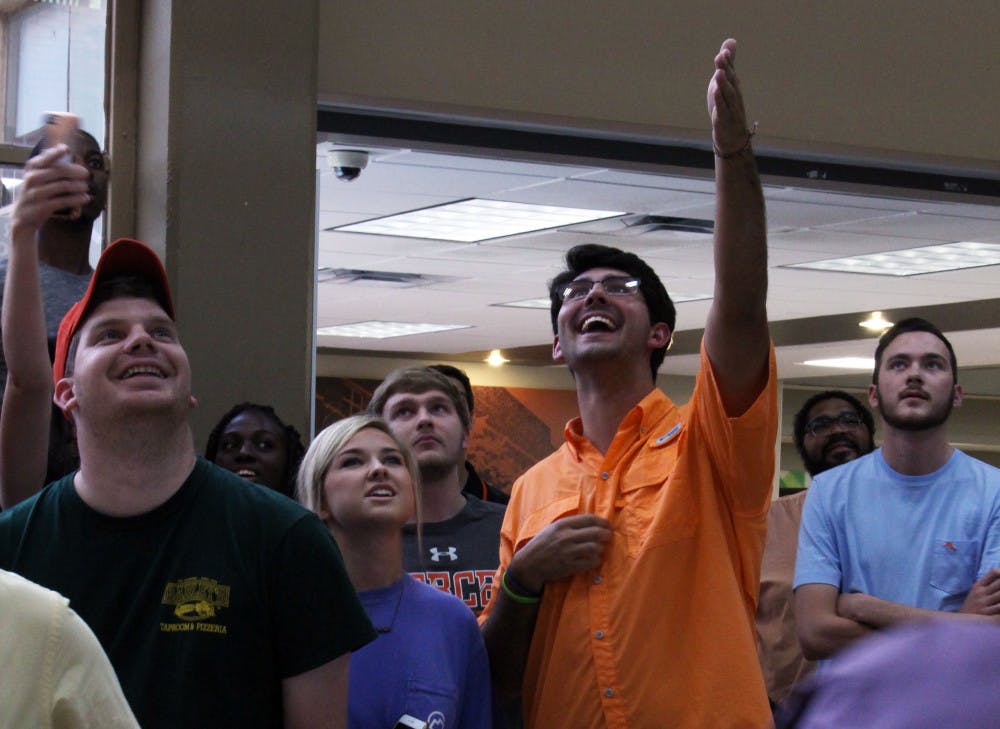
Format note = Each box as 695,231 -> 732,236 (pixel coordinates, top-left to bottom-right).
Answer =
484,344 -> 776,728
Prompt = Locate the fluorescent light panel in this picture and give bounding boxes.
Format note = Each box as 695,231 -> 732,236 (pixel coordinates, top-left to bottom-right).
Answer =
332,199 -> 627,242
495,291 -> 712,310
801,357 -> 875,370
785,241 -> 1000,276
317,321 -> 470,339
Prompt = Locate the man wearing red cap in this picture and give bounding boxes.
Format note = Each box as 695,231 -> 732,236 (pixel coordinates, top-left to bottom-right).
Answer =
0,146 -> 375,729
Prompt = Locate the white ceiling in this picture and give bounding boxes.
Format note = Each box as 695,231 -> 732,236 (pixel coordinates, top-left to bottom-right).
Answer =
314,141 -> 1000,391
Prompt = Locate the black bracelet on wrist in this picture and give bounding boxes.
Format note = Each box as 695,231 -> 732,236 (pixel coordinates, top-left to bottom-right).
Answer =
504,568 -> 542,599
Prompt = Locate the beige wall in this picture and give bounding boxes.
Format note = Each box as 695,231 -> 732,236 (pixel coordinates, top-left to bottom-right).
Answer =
318,1 -> 1000,169
118,1 -> 320,444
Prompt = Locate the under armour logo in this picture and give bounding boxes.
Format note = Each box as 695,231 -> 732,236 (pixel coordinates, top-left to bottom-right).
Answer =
429,547 -> 458,562
428,712 -> 446,729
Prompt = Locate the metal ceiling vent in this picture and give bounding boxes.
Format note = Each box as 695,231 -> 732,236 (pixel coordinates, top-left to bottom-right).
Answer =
317,268 -> 462,288
565,214 -> 714,239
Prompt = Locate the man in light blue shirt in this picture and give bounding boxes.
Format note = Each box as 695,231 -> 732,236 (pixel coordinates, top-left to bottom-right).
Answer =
794,317 -> 1000,661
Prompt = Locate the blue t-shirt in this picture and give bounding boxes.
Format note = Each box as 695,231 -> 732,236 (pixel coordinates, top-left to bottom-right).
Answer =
350,575 -> 492,729
795,448 -> 1000,612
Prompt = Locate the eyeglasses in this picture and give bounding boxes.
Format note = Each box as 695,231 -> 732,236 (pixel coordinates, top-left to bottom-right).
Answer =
804,412 -> 865,438
560,276 -> 641,302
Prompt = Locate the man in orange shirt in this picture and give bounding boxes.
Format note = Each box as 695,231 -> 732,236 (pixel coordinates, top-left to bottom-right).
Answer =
480,38 -> 775,728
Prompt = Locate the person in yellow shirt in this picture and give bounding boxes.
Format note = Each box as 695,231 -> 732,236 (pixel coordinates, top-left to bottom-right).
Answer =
0,568 -> 139,729
480,38 -> 775,728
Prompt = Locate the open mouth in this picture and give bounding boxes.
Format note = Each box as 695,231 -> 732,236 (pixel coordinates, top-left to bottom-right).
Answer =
365,486 -> 396,498
121,365 -> 166,379
236,469 -> 259,480
579,314 -> 616,333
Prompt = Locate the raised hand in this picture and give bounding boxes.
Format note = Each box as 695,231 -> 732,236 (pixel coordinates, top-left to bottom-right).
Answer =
706,38 -> 755,158
11,145 -> 90,234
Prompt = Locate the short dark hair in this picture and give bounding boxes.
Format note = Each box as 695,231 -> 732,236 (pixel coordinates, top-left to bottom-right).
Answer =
793,390 -> 875,464
29,128 -> 101,159
63,275 -> 162,378
428,364 -> 474,415
205,402 -> 305,499
548,244 -> 676,379
368,366 -> 470,431
873,317 -> 957,384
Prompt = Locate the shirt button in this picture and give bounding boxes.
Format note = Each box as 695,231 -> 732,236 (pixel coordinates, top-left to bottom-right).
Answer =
604,688 -> 614,698
600,472 -> 610,480
593,575 -> 602,584
595,630 -> 605,639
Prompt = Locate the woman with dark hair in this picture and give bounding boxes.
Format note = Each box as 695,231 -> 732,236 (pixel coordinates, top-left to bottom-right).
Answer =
205,403 -> 304,498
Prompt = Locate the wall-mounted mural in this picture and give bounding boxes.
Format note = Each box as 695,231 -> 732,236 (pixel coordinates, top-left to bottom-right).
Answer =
316,378 -> 580,493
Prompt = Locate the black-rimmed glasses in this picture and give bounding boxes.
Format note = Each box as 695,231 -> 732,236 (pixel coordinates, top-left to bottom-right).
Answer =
805,412 -> 864,438
560,276 -> 641,302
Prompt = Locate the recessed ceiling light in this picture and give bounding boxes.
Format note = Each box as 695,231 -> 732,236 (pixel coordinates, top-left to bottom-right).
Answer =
330,199 -> 626,243
485,349 -> 509,367
801,357 -> 875,370
859,311 -> 893,333
783,241 -> 1000,276
316,321 -> 470,339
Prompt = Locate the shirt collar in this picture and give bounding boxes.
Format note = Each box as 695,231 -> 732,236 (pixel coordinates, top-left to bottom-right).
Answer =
564,389 -> 678,458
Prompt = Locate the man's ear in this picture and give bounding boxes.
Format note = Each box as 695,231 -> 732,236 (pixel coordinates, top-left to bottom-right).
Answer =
648,323 -> 671,350
867,383 -> 879,410
552,334 -> 564,364
53,378 -> 78,417
189,395 -> 198,410
952,383 -> 964,408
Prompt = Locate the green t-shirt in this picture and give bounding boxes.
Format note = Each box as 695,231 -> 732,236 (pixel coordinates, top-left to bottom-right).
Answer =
0,457 -> 375,728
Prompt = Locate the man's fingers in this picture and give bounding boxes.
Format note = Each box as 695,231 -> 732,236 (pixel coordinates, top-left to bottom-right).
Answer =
556,513 -> 611,529
979,568 -> 1000,586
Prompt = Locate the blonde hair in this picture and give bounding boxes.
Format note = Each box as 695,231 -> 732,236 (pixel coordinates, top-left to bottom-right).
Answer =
296,414 -> 422,528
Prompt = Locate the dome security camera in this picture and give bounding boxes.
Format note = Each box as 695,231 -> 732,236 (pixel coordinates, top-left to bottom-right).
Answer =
326,149 -> 369,182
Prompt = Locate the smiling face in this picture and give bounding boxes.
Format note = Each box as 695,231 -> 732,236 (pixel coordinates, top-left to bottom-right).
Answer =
212,410 -> 288,491
320,426 -> 416,533
870,331 -> 962,433
382,389 -> 468,476
800,397 -> 875,476
552,266 -> 670,380
55,296 -> 195,423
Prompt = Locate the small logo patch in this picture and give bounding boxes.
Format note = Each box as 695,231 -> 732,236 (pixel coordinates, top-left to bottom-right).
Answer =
655,423 -> 682,445
429,546 -> 458,562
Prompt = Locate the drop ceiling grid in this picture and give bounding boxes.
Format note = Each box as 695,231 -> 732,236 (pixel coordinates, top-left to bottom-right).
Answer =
820,211 -> 1000,241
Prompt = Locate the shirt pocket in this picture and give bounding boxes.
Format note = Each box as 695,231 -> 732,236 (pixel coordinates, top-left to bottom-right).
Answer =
929,539 -> 978,596
512,494 -> 581,553
402,679 -> 458,729
617,448 -> 696,557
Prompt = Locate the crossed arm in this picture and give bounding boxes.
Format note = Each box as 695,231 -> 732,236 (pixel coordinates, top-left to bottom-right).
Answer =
795,569 -> 1000,660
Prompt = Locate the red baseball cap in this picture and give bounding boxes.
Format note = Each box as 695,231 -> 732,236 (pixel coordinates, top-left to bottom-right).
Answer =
53,238 -> 174,384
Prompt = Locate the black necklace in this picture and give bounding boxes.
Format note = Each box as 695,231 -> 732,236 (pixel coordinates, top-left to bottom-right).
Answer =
374,576 -> 408,634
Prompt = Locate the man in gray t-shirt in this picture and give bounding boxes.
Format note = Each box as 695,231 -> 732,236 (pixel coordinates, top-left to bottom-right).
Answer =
368,366 -> 506,616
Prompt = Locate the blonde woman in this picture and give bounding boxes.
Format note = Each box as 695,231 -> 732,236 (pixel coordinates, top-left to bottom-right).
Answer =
298,414 -> 492,729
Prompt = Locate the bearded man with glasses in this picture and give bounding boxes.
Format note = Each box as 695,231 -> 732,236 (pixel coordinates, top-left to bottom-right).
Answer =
481,39 -> 777,728
756,391 -> 875,710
